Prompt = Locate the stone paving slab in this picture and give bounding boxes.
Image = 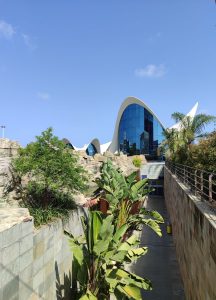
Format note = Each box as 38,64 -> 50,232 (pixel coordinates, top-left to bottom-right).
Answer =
134,196 -> 185,300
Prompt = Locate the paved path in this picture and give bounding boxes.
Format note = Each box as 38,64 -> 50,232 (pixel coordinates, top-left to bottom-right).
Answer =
134,196 -> 185,300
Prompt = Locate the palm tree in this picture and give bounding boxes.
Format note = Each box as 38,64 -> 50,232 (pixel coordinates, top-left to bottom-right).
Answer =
171,112 -> 216,146
161,128 -> 180,157
162,112 -> 216,162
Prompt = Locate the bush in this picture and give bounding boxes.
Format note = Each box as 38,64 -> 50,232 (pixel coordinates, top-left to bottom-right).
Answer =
12,127 -> 88,226
187,131 -> 216,173
132,156 -> 143,168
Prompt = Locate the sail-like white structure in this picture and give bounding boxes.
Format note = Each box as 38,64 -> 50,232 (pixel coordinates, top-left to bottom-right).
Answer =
169,102 -> 199,131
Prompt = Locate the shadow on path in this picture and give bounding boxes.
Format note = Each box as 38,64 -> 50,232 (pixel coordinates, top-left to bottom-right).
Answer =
134,196 -> 185,300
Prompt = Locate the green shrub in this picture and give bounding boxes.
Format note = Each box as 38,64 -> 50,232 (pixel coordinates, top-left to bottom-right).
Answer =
27,206 -> 70,227
11,127 -> 88,226
187,131 -> 216,173
132,156 -> 143,168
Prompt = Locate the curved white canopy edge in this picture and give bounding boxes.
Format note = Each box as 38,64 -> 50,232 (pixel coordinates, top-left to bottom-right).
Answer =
169,102 -> 199,131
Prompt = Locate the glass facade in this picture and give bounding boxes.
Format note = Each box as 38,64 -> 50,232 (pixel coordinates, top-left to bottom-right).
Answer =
118,104 -> 164,157
86,143 -> 98,156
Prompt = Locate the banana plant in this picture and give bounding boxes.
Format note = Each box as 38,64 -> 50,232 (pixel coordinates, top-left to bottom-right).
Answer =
94,160 -> 163,231
68,210 -> 152,299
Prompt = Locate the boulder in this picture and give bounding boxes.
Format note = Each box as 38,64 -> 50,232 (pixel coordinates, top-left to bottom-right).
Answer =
0,138 -> 20,157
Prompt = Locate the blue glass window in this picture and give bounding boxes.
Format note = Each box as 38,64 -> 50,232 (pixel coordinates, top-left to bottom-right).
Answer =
118,104 -> 164,158
86,143 -> 97,156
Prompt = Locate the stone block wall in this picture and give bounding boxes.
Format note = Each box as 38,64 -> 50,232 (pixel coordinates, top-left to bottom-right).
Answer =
164,167 -> 216,300
0,207 -> 84,299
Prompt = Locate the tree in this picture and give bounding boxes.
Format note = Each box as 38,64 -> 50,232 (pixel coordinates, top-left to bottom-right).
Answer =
187,131 -> 216,173
12,127 -> 88,210
171,112 -> 216,146
162,112 -> 216,163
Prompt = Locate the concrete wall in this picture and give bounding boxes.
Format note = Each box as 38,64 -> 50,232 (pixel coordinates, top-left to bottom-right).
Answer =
164,167 -> 216,300
0,207 -> 84,299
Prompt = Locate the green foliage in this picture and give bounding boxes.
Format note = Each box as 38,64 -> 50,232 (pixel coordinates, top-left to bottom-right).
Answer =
68,210 -> 152,299
186,131 -> 216,173
95,160 -> 163,233
68,162 -> 164,299
132,156 -> 143,168
161,111 -> 216,164
27,206 -> 71,227
128,208 -> 164,236
11,128 -> 88,226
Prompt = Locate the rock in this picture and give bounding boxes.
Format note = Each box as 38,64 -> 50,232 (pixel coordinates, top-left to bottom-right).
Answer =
94,154 -> 107,162
73,193 -> 90,205
103,151 -> 114,158
75,150 -> 146,182
0,138 -> 20,157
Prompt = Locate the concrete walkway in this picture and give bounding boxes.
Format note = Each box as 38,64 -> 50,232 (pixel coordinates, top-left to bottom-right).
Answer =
134,196 -> 185,300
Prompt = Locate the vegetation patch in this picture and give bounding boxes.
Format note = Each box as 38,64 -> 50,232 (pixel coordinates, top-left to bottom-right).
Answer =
161,111 -> 216,169
68,160 -> 164,299
9,127 -> 88,226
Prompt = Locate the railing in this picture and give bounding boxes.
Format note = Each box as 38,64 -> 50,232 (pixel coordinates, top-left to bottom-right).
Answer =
165,161 -> 216,206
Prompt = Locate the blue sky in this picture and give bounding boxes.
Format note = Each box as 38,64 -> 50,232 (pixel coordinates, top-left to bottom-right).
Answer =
0,0 -> 216,146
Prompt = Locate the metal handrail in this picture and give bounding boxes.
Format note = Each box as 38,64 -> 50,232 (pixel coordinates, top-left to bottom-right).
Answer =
165,161 -> 216,206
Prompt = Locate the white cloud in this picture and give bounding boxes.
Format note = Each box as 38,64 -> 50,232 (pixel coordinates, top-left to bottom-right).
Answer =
135,64 -> 166,78
22,34 -> 37,50
37,92 -> 50,100
0,20 -> 15,39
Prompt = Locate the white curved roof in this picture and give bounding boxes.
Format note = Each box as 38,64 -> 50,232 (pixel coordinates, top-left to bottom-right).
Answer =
72,97 -> 199,155
75,138 -> 101,153
109,96 -> 165,153
101,141 -> 111,154
89,138 -> 101,154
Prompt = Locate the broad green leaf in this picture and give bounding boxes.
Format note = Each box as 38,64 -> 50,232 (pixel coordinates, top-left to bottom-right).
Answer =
118,235 -> 139,251
115,268 -> 129,279
87,211 -> 92,253
126,171 -> 137,187
126,247 -> 148,262
105,276 -> 119,292
93,214 -> 114,255
99,214 -> 114,239
80,290 -> 97,300
131,178 -> 148,193
77,261 -> 88,286
140,208 -> 164,223
113,223 -> 129,244
69,239 -> 84,265
111,250 -> 128,262
92,211 -> 102,246
93,238 -> 111,256
141,219 -> 162,237
127,272 -> 152,290
104,250 -> 116,261
121,284 -> 142,300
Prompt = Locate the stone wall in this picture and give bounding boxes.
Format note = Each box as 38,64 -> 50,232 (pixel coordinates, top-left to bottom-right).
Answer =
0,207 -> 84,299
164,167 -> 216,300
0,138 -> 20,158
0,139 -> 20,208
76,150 -> 145,178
